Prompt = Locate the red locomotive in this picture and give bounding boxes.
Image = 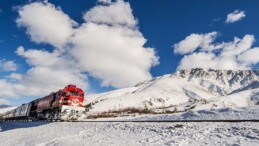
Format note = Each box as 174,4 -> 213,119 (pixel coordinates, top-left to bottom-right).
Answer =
1,84 -> 86,121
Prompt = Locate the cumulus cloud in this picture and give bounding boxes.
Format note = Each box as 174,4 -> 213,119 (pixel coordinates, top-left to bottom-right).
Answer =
97,0 -> 112,4
226,10 -> 246,23
174,32 -> 217,54
0,0 -> 158,99
0,46 -> 88,98
70,0 -> 158,88
173,33 -> 259,70
0,80 -> 22,97
0,60 -> 17,71
16,2 -> 77,48
238,48 -> 259,65
7,73 -> 23,80
84,0 -> 137,28
220,35 -> 255,57
70,23 -> 158,87
16,46 -> 62,68
15,46 -> 88,96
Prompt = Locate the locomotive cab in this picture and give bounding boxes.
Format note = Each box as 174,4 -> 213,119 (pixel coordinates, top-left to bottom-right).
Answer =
59,85 -> 85,120
62,85 -> 84,107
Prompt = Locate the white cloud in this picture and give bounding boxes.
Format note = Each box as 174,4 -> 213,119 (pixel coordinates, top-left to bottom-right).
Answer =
0,80 -> 22,97
97,0 -> 112,4
174,32 -> 217,54
15,46 -> 88,96
177,52 -> 217,70
16,2 -> 77,48
70,0 -> 158,88
177,52 -> 246,70
174,33 -> 259,70
84,0 -> 137,28
0,46 -> 88,97
16,46 -> 62,67
238,47 -> 259,65
220,35 -> 255,57
0,60 -> 17,71
226,10 -> 246,23
0,46 -> 89,98
70,23 -> 158,87
7,73 -> 23,80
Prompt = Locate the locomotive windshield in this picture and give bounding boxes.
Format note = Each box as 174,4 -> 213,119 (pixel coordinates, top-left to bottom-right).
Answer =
73,92 -> 79,96
67,91 -> 80,96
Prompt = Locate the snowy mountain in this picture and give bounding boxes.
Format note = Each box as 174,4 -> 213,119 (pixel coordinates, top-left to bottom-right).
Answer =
85,68 -> 259,117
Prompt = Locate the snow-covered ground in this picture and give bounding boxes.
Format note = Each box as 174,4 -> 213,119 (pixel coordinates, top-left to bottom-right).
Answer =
132,106 -> 259,121
0,121 -> 258,146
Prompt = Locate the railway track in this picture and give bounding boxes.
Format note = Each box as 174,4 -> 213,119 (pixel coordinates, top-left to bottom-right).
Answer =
2,119 -> 259,123
69,119 -> 259,122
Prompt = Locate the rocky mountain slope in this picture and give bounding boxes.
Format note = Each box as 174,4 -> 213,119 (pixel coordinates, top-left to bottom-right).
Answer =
85,68 -> 259,117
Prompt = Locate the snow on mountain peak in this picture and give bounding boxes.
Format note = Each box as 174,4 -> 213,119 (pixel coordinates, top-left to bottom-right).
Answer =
178,68 -> 259,81
176,68 -> 259,94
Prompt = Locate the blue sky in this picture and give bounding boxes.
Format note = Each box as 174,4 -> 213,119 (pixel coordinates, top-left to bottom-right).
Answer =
0,0 -> 259,105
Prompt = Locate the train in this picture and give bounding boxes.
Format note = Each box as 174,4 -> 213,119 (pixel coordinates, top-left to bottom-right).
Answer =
0,84 -> 86,121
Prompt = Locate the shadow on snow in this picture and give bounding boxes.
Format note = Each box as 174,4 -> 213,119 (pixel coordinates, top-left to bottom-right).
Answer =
0,121 -> 50,132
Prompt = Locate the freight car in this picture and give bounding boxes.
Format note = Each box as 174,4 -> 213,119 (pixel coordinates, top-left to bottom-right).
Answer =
1,85 -> 85,121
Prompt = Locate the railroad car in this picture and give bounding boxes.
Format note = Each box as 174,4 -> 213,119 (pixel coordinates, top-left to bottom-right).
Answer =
1,84 -> 85,121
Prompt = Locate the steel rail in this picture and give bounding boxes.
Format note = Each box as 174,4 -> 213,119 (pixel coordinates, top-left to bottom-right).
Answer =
70,119 -> 259,122
2,119 -> 259,123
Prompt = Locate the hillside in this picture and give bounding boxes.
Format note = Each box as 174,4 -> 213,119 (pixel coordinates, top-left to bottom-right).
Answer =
85,68 -> 259,118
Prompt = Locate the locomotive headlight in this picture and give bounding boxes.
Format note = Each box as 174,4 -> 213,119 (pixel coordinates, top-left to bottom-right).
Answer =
64,109 -> 70,112
64,109 -> 71,114
71,109 -> 76,114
